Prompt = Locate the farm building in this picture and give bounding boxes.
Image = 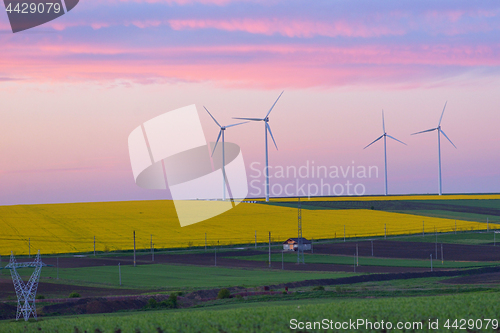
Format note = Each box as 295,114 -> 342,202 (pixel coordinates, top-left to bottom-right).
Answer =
282,238 -> 312,251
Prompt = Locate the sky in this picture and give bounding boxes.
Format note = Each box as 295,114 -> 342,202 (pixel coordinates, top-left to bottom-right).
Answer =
0,0 -> 499,205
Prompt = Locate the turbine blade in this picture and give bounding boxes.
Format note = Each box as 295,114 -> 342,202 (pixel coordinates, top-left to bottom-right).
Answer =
266,122 -> 278,150
387,134 -> 407,146
411,128 -> 437,135
225,121 -> 249,128
440,129 -> 457,149
211,130 -> 222,157
233,117 -> 263,121
265,90 -> 284,118
363,134 -> 384,149
438,101 -> 447,126
382,110 -> 386,133
203,106 -> 221,128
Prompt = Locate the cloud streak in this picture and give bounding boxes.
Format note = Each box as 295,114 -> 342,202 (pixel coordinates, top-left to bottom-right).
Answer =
168,18 -> 406,38
0,1 -> 498,88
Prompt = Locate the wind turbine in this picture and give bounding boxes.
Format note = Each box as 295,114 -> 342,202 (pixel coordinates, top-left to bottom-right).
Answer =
234,91 -> 283,202
411,102 -> 457,195
204,106 -> 248,201
364,110 -> 407,196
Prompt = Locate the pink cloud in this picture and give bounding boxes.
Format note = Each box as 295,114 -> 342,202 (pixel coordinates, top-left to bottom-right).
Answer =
130,20 -> 162,28
91,22 -> 112,30
5,42 -> 499,66
168,18 -> 406,38
0,41 -> 498,89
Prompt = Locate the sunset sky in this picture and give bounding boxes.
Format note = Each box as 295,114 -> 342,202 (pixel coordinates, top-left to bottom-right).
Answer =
0,0 -> 499,204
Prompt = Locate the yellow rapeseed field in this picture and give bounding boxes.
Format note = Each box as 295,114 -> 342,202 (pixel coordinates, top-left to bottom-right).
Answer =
0,198 -> 494,255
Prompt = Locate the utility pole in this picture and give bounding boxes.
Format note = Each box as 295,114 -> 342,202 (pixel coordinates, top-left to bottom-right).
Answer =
430,254 -> 433,272
435,229 -> 437,260
371,240 -> 374,257
150,234 -> 153,261
356,243 -> 359,267
282,251 -> 284,270
298,198 -> 304,264
133,231 -> 136,267
269,231 -> 271,268
441,243 -> 443,265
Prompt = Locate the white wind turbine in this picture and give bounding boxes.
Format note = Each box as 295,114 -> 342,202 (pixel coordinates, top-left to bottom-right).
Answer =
204,106 -> 248,201
233,91 -> 283,202
364,110 -> 407,196
411,102 -> 457,196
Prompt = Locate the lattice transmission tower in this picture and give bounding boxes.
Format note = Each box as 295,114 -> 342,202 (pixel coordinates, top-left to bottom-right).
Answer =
4,251 -> 47,321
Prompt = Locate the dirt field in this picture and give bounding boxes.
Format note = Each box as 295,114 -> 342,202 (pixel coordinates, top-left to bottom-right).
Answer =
135,251 -> 444,273
19,250 -> 435,274
1,239 -> 498,304
18,238 -> 500,276
0,279 -> 147,300
314,240 -> 500,261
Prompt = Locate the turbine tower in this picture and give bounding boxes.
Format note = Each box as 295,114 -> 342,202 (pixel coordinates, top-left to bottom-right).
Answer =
204,106 -> 248,201
364,110 -> 406,195
412,102 -> 457,195
234,91 -> 283,202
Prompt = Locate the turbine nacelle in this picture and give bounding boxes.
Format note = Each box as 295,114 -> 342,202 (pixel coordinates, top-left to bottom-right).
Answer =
204,106 -> 248,156
411,101 -> 456,149
364,110 -> 407,150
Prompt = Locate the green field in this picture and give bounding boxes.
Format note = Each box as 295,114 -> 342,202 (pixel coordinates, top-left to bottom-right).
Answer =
226,252 -> 500,269
3,291 -> 500,332
31,264 -> 356,290
423,199 -> 500,209
394,209 -> 497,223
269,198 -> 500,224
